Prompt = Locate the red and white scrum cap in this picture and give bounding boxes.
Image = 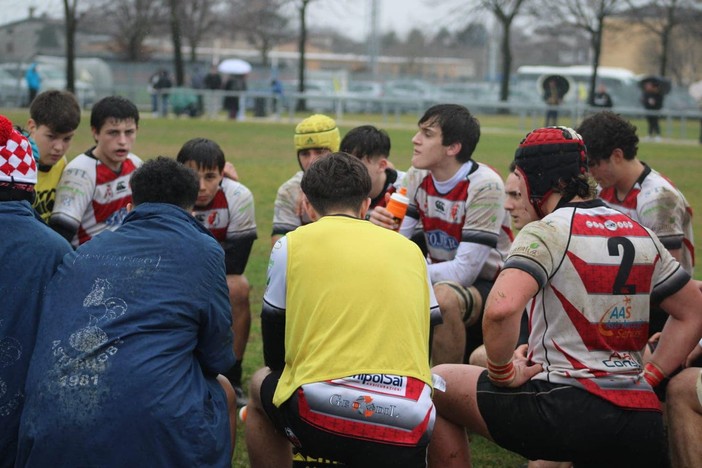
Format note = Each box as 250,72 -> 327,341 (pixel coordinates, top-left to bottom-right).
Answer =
0,114 -> 36,186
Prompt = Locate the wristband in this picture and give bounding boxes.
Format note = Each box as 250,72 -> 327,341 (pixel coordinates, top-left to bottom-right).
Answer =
643,361 -> 666,388
487,357 -> 515,384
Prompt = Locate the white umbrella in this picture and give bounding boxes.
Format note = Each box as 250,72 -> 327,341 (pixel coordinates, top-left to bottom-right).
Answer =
688,80 -> 702,103
217,59 -> 252,75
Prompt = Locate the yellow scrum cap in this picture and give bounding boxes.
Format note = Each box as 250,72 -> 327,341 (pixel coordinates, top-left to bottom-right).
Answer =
294,114 -> 340,153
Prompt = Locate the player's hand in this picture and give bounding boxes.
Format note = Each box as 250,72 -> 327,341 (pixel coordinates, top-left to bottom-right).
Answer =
367,206 -> 397,230
490,345 -> 542,388
223,161 -> 239,181
368,193 -> 397,230
684,343 -> 702,368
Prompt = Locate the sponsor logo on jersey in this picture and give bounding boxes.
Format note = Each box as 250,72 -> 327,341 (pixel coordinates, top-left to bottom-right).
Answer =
426,230 -> 459,251
598,297 -> 644,340
602,351 -> 640,369
512,242 -> 540,257
585,219 -> 634,231
347,373 -> 405,390
116,181 -> 127,192
329,394 -> 399,418
435,199 -> 445,213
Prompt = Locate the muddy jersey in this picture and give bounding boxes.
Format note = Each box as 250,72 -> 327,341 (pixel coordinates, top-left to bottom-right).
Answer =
598,164 -> 694,275
33,156 -> 66,223
192,177 -> 257,244
402,162 -> 511,282
51,150 -> 143,247
272,171 -> 312,236
506,199 -> 689,411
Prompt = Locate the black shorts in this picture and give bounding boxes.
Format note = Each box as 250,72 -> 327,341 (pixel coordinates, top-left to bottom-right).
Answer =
475,371 -> 666,467
261,372 -> 429,468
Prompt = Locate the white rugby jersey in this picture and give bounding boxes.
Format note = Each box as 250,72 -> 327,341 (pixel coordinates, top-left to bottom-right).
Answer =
506,199 -> 689,410
192,177 -> 257,243
401,162 -> 512,283
51,151 -> 143,247
272,171 -> 312,236
598,164 -> 694,275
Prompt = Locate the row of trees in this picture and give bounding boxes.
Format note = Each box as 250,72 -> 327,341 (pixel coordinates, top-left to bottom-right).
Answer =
58,0 -> 702,107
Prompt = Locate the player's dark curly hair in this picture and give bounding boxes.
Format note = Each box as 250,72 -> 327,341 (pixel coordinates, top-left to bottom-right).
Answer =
130,156 -> 199,210
576,111 -> 639,163
301,152 -> 371,215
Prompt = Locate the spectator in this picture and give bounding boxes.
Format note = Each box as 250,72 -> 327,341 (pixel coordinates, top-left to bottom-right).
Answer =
176,138 -> 258,407
24,63 -> 41,105
426,126 -> 702,467
49,96 -> 143,247
246,152 -> 440,467
204,65 -> 223,118
641,80 -> 664,141
25,90 -> 82,223
577,111 -> 694,337
271,114 -> 340,246
369,104 -> 512,365
16,157 -> 237,467
223,74 -> 247,120
190,65 -> 205,115
543,78 -> 562,126
0,115 -> 72,467
591,83 -> 613,108
149,69 -> 172,118
271,77 -> 284,115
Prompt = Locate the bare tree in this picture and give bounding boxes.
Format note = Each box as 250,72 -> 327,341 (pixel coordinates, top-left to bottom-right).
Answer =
537,0 -> 621,105
180,0 -> 224,63
229,0 -> 292,66
94,0 -> 167,61
483,0 -> 528,102
624,0 -> 702,79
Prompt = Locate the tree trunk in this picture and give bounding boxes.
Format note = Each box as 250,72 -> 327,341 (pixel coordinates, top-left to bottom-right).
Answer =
296,0 -> 308,112
170,0 -> 184,86
63,0 -> 76,94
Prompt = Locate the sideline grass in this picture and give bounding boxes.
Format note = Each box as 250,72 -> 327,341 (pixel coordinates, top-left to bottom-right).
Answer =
3,108 -> 700,467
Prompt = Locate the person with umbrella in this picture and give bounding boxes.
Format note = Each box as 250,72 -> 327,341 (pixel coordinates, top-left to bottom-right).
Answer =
543,77 -> 565,126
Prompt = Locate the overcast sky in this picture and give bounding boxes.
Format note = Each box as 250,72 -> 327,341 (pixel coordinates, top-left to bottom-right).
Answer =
2,0 -> 448,42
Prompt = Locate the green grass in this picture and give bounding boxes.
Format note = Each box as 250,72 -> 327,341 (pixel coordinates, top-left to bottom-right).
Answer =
4,107 -> 701,467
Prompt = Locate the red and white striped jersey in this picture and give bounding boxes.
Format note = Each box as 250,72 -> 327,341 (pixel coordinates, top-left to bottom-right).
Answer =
598,164 -> 694,275
192,177 -> 257,243
506,199 -> 689,410
51,151 -> 142,247
403,162 -> 512,282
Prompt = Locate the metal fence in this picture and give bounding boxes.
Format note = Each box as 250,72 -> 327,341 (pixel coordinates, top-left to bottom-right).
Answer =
117,85 -> 702,140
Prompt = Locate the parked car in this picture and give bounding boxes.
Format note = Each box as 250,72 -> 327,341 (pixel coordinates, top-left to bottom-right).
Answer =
382,79 -> 439,112
344,81 -> 383,113
0,62 -> 97,108
282,80 -> 336,113
0,67 -> 24,107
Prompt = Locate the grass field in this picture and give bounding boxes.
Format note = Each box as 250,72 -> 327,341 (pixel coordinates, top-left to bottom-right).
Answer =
4,106 -> 701,467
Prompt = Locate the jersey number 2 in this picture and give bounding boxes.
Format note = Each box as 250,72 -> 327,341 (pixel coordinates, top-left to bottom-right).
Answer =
608,236 -> 636,295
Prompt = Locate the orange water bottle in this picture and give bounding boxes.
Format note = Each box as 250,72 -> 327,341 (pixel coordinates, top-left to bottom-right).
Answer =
386,187 -> 409,231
